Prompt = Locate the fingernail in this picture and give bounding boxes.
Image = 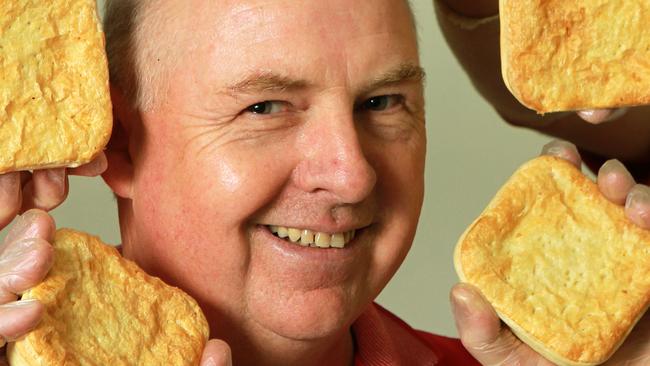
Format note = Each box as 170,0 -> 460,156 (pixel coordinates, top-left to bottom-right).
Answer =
451,284 -> 488,319
202,357 -> 217,366
600,159 -> 624,174
578,109 -> 610,123
626,185 -> 650,210
541,140 -> 581,167
597,160 -> 636,205
625,185 -> 650,229
577,108 -> 627,124
4,211 -> 40,244
1,299 -> 39,309
541,140 -> 578,156
46,168 -> 65,185
600,159 -> 635,185
451,288 -> 472,320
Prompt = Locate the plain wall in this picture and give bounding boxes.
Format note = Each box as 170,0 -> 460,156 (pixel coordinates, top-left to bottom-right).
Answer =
7,0 -> 552,338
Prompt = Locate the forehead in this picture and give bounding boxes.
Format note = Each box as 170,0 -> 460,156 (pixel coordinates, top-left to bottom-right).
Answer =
170,0 -> 418,88
213,0 -> 414,40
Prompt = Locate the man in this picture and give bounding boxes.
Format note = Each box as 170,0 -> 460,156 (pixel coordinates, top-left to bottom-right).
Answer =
0,1 -> 648,365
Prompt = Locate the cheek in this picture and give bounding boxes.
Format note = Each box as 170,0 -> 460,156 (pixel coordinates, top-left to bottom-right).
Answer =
366,141 -> 425,294
130,137 -> 295,297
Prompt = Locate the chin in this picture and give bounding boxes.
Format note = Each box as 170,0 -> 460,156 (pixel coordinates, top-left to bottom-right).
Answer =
246,285 -> 367,341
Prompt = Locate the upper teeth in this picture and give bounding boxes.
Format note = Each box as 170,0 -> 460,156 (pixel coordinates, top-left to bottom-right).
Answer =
269,226 -> 356,248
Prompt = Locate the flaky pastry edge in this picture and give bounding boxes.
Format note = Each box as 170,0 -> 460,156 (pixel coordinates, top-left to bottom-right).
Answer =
453,156 -> 648,366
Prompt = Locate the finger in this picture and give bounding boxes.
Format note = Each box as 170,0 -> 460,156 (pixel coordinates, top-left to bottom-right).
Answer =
0,210 -> 55,303
450,283 -> 550,365
577,108 -> 628,124
540,140 -> 582,169
0,238 -> 53,303
200,339 -> 232,366
68,152 -> 108,177
0,173 -> 21,229
625,184 -> 650,229
20,168 -> 68,212
597,160 -> 636,205
3,210 -> 56,246
0,299 -> 43,346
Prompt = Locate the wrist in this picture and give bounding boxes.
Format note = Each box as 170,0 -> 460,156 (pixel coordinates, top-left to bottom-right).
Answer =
438,0 -> 498,18
434,0 -> 499,31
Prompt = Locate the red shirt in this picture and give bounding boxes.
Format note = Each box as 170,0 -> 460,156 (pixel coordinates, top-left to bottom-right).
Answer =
352,303 -> 480,366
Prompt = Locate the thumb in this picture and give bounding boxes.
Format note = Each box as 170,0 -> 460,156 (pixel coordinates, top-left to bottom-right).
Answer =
450,283 -> 550,365
200,339 -> 232,366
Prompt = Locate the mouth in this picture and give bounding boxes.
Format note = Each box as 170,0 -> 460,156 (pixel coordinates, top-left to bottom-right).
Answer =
266,225 -> 357,249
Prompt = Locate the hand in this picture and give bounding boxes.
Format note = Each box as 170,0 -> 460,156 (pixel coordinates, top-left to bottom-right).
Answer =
200,339 -> 232,366
0,154 -> 107,364
0,210 -> 55,364
450,139 -> 650,365
0,153 -> 108,227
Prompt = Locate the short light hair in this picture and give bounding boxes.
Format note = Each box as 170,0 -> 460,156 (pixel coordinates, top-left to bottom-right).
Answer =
104,0 -> 184,110
104,0 -> 417,111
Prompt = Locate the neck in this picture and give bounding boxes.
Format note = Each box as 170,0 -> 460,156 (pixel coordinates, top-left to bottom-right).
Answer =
208,308 -> 355,366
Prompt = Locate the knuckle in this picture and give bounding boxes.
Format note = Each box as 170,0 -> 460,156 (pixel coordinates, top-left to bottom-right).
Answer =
33,189 -> 67,211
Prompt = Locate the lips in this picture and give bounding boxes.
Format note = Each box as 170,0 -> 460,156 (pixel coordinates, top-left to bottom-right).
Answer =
268,225 -> 357,248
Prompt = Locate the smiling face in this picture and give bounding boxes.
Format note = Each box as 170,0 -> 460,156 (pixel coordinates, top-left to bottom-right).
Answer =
112,0 -> 425,358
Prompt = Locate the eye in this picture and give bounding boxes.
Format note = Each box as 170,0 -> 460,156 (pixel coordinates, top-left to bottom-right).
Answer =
360,95 -> 403,112
245,101 -> 286,115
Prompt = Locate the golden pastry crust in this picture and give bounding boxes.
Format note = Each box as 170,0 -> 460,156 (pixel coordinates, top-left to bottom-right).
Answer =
455,156 -> 650,365
0,0 -> 112,173
7,229 -> 209,366
500,0 -> 650,113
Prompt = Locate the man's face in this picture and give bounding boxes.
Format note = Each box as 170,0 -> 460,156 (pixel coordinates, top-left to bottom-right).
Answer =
124,0 -> 425,342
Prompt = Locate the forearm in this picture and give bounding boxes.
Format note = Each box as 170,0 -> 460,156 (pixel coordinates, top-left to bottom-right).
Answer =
434,0 -> 544,125
434,0 -> 650,171
438,0 -> 497,18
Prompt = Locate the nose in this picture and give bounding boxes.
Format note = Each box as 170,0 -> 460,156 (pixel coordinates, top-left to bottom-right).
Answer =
293,112 -> 377,204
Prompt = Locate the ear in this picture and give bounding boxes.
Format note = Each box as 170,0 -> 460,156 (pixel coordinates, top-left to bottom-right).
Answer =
101,84 -> 137,199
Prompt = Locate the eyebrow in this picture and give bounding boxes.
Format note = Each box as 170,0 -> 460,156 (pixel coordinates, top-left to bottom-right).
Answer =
223,63 -> 425,97
225,72 -> 310,96
359,63 -> 426,95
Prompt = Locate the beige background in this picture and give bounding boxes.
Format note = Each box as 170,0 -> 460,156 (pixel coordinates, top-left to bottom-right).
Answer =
5,0 -> 552,338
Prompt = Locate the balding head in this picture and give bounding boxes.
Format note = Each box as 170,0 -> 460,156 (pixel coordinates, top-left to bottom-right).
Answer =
103,0 -> 417,111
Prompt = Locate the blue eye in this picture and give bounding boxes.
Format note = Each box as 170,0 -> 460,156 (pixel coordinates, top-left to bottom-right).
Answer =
246,101 -> 285,115
361,95 -> 402,111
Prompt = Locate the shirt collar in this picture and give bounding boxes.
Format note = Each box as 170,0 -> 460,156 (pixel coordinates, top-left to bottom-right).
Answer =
352,303 -> 439,366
